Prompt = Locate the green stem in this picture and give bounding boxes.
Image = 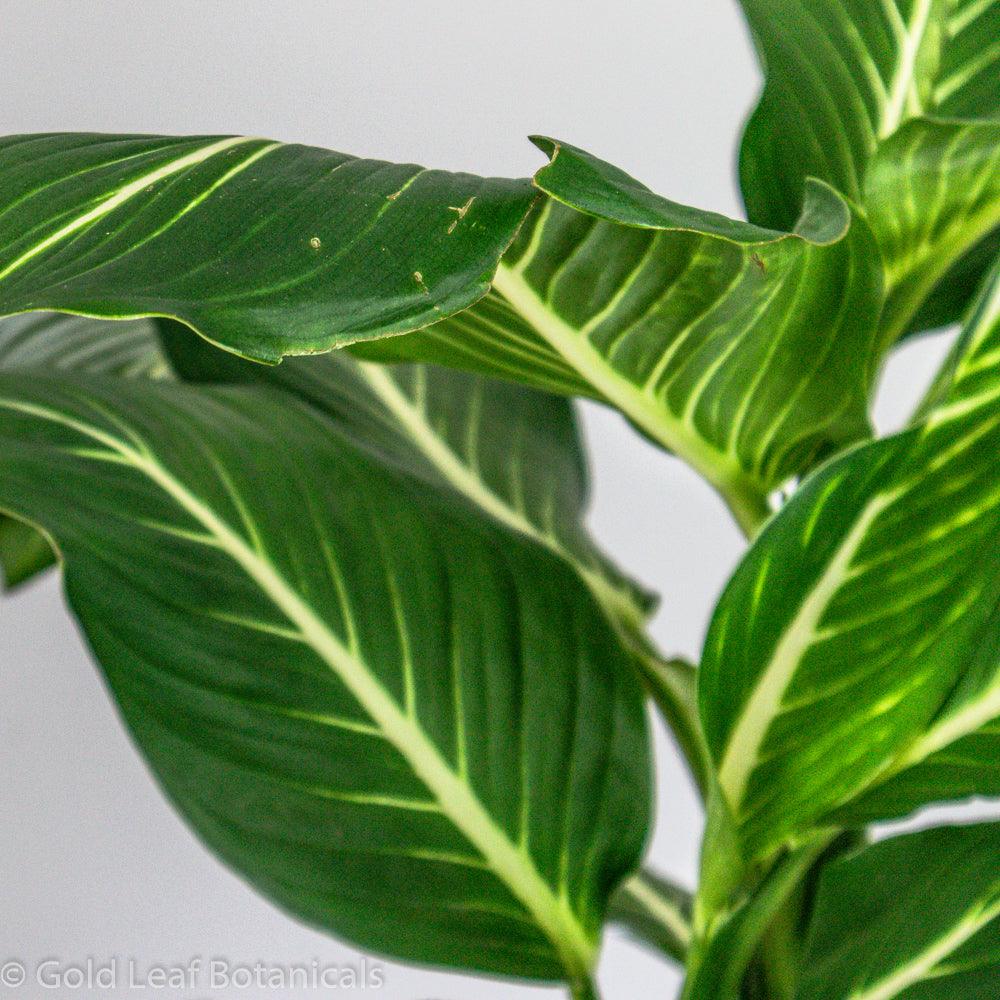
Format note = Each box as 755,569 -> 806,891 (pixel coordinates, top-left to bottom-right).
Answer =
684,834 -> 835,999
635,653 -> 712,799
570,977 -> 601,1000
609,869 -> 693,964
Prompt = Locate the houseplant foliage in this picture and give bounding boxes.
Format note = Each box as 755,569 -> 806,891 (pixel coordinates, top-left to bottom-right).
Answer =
0,1 -> 997,997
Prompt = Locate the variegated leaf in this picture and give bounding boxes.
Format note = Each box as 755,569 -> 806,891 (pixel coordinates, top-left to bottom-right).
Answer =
0,373 -> 651,988
360,140 -> 884,534
699,256 -> 1000,859
0,311 -> 170,587
738,0 -> 1000,338
797,824 -> 1000,999
0,133 -> 534,360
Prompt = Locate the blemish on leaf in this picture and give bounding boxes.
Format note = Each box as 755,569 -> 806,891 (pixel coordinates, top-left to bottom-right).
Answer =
751,252 -> 767,275
413,271 -> 429,294
446,196 -> 476,234
309,236 -> 322,250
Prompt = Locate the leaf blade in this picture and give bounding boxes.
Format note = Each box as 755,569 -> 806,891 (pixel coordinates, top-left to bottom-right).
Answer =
0,373 -> 651,983
797,824 -> 1000,1000
699,256 -> 1000,857
0,133 -> 536,361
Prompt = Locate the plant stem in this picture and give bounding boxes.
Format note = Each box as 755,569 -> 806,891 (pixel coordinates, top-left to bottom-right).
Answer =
635,653 -> 712,799
570,976 -> 601,1000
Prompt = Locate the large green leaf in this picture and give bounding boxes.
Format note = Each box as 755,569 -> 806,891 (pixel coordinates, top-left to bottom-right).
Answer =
738,0 -> 1000,338
158,322 -> 718,788
0,135 -> 885,531
0,134 -> 535,360
797,823 -> 1000,999
0,311 -> 170,587
0,373 -> 650,987
361,140 -> 884,533
157,319 -> 654,634
699,256 -> 1000,860
833,256 -> 1000,823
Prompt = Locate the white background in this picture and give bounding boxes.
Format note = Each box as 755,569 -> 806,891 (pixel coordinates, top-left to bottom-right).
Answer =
0,2 -> 976,998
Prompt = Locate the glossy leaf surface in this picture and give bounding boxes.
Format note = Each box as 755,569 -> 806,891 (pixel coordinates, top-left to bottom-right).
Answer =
364,141 -> 883,531
0,374 -> 650,985
0,134 -> 535,360
700,258 -> 1000,858
738,0 -> 1000,337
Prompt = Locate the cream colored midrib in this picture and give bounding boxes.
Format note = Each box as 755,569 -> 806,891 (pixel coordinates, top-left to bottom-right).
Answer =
355,361 -> 642,629
880,0 -> 936,138
491,264 -> 751,502
0,136 -> 264,283
620,875 -> 692,951
0,396 -> 595,980
851,895 -> 1000,1000
718,490 -> 898,808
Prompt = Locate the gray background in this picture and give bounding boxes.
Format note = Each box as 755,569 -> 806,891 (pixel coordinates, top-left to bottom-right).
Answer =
0,2 -> 980,998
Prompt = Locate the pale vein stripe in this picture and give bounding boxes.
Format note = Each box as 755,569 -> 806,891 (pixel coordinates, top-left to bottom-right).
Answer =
880,0 -> 935,137
355,360 -> 640,627
0,136 -> 266,282
718,490 -> 899,808
851,896 -> 1000,1000
620,875 -> 692,951
0,394 -> 595,980
492,264 -> 746,501
896,682 -> 1000,768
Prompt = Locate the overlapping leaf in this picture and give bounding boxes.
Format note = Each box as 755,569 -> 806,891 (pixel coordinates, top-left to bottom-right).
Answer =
797,824 -> 1000,999
738,0 -> 1000,338
699,257 -> 1000,859
157,319 -> 653,634
836,257 -> 1000,823
0,373 -> 650,986
0,311 -> 169,587
0,134 -> 535,360
362,141 -> 884,532
0,134 -> 886,529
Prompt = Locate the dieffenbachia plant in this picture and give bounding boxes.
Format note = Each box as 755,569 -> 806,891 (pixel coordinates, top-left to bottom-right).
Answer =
0,2 -> 997,997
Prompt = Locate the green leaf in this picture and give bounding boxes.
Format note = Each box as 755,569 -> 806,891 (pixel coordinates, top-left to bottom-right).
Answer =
0,514 -> 56,589
0,310 -> 171,587
867,117 -> 1000,343
0,134 -> 535,361
797,824 -> 1000,1000
834,256 -> 1000,823
0,373 -> 650,986
157,318 -> 655,635
362,141 -> 884,534
159,322 -> 722,792
699,256 -> 1000,859
738,0 -> 1000,338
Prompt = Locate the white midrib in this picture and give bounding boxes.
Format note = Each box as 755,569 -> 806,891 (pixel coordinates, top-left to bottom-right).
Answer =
718,491 -> 898,808
0,136 -> 267,283
621,875 -> 692,952
355,361 -> 641,628
880,0 -> 935,138
896,680 -> 1000,769
491,264 -> 761,524
850,895 -> 1000,1000
0,396 -> 595,981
